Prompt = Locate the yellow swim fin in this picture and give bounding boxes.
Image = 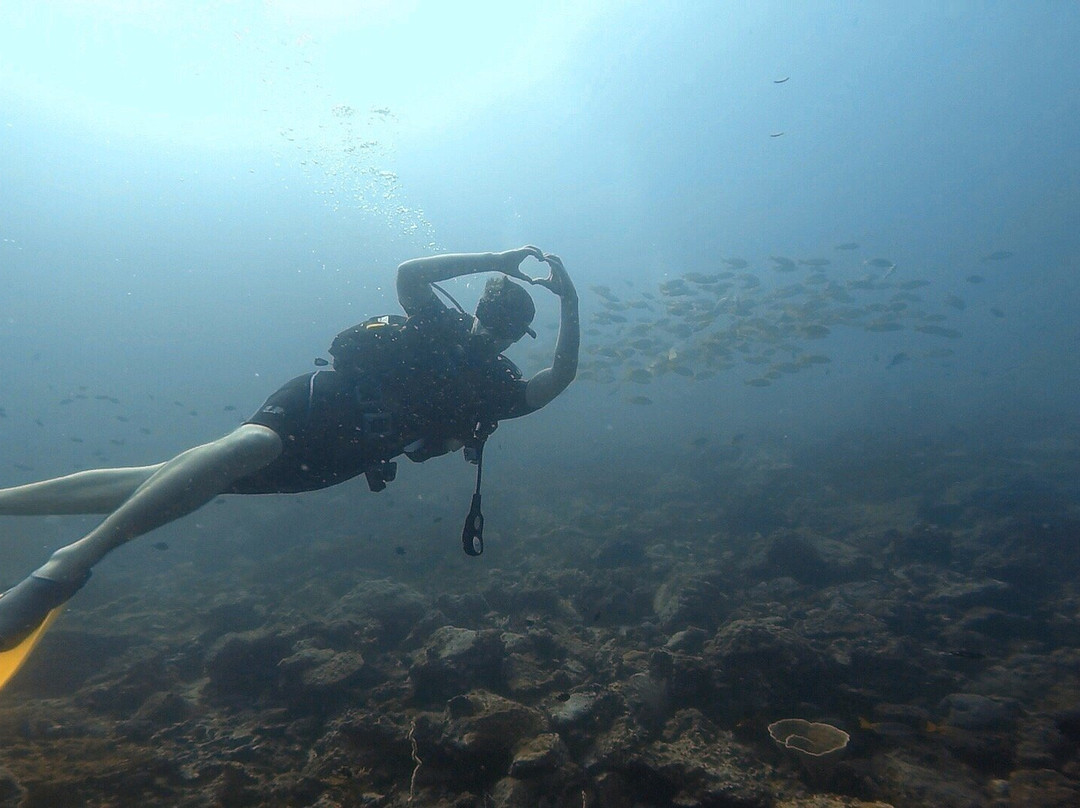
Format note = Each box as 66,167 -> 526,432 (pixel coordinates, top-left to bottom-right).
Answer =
0,605 -> 64,691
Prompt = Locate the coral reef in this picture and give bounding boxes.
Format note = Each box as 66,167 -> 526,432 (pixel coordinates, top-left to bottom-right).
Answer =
2,430 -> 1079,806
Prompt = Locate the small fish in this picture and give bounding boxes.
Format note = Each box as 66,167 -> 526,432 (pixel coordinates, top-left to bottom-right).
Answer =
799,258 -> 831,267
981,250 -> 1013,262
773,76 -> 789,83
990,307 -> 1005,318
865,258 -> 896,269
941,648 -> 986,660
886,352 -> 909,368
590,284 -> 620,302
915,325 -> 962,338
152,541 -> 169,551
224,405 -> 237,412
965,274 -> 984,284
659,279 -> 691,296
801,325 -> 831,339
769,131 -> 785,138
627,395 -> 653,405
744,378 -> 771,387
394,546 -> 406,556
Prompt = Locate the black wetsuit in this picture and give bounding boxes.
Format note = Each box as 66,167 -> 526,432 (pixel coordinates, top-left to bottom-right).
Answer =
229,317 -> 535,495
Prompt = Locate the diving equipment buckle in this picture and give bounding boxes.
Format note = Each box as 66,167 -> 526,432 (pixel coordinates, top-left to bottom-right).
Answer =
364,460 -> 398,492
362,411 -> 394,440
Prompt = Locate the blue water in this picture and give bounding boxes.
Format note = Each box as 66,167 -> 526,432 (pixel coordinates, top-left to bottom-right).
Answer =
3,3 -> 1077,464
0,3 -> 1076,548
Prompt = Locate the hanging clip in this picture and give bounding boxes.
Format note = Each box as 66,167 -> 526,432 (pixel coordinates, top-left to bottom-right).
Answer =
460,423 -> 488,556
462,493 -> 484,556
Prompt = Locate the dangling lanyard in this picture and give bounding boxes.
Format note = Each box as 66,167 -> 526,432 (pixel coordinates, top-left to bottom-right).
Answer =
461,439 -> 485,556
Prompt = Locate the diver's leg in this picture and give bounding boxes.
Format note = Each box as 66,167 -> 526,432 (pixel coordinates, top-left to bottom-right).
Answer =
36,425 -> 283,581
0,424 -> 283,649
0,465 -> 165,515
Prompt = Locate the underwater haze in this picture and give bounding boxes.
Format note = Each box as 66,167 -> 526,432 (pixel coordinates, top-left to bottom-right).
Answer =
2,2 -> 1080,807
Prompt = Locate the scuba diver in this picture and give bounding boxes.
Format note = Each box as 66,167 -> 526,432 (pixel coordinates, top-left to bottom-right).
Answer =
0,246 -> 578,685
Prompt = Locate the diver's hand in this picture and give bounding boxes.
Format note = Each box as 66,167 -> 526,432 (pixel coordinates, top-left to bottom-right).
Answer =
531,254 -> 577,300
497,246 -> 545,281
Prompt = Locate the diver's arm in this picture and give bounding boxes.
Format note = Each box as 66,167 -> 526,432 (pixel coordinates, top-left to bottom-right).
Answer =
396,247 -> 544,314
525,254 -> 579,410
